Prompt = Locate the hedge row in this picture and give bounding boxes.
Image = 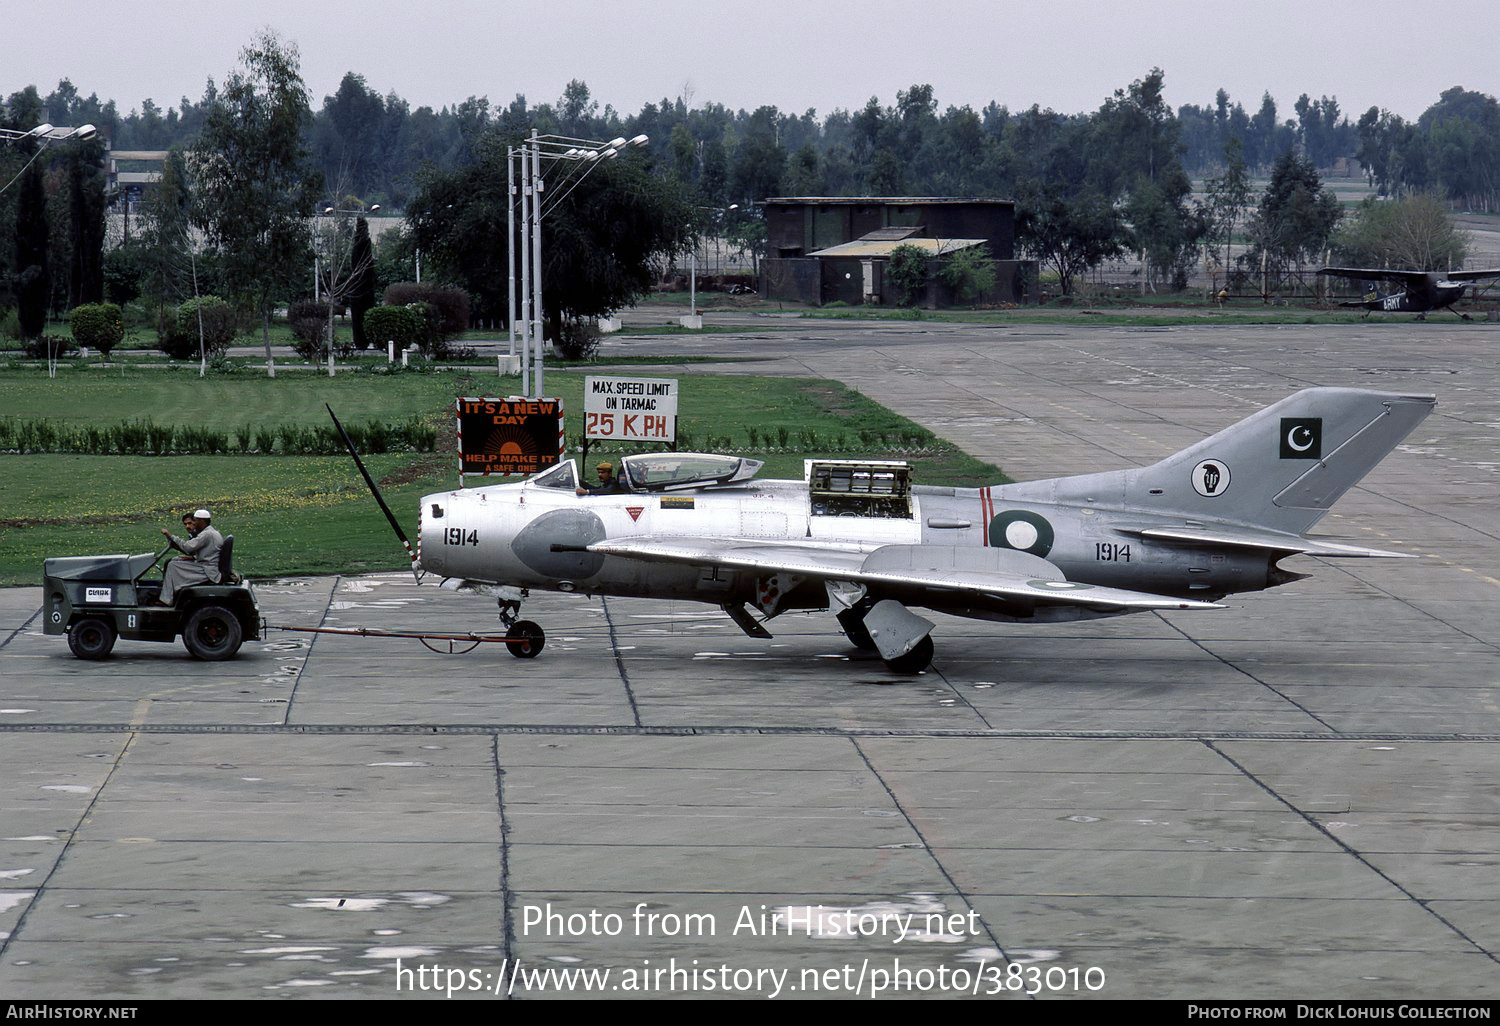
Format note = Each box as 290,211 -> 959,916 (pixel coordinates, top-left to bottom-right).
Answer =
0,416 -> 437,456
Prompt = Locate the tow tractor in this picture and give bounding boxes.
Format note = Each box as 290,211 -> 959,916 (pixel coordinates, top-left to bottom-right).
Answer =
43,537 -> 259,660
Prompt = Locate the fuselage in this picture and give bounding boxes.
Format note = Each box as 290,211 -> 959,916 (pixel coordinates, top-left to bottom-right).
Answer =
1355,277 -> 1466,313
417,462 -> 1287,623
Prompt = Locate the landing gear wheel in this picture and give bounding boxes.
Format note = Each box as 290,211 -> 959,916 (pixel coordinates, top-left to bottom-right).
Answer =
506,620 -> 545,659
182,604 -> 243,661
883,635 -> 934,674
69,617 -> 117,660
836,606 -> 876,650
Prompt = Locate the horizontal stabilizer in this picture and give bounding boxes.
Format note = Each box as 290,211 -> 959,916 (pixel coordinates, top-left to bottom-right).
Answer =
1113,525 -> 1416,559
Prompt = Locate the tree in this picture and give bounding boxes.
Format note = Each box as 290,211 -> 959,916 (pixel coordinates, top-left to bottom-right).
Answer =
408,132 -> 696,337
730,107 -> 785,205
138,150 -> 195,311
1242,151 -> 1343,294
65,137 -> 107,307
349,217 -> 376,349
1017,191 -> 1131,296
1203,137 -> 1252,287
1332,193 -> 1470,271
14,161 -> 49,339
724,212 -> 767,275
191,30 -> 320,376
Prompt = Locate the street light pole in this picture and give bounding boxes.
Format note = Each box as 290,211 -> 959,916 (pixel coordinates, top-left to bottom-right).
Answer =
1,123 -> 98,197
518,146 -> 533,395
531,131 -> 546,398
507,146 -> 517,372
504,132 -> 648,399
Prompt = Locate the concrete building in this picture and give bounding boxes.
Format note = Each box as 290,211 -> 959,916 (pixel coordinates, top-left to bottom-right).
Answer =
760,196 -> 1034,307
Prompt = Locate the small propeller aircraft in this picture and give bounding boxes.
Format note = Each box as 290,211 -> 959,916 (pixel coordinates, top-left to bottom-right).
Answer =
333,387 -> 1434,673
1316,266 -> 1500,319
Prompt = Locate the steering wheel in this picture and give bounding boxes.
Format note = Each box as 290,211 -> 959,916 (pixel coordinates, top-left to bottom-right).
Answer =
135,545 -> 176,584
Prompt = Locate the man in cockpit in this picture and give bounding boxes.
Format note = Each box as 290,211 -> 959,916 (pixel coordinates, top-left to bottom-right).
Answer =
577,461 -> 627,495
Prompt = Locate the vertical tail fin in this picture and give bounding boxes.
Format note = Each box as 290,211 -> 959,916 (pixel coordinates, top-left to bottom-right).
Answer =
1007,388 -> 1435,535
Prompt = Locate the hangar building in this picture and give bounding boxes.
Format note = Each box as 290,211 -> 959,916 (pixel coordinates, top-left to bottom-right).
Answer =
759,196 -> 1034,307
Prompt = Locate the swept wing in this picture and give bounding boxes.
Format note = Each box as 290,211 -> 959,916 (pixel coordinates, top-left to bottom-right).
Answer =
585,538 -> 1222,611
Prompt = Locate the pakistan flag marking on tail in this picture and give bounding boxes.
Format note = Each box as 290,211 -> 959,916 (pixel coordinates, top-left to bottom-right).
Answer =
1280,417 -> 1322,459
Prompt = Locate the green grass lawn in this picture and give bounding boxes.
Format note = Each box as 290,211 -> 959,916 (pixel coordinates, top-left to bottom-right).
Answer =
0,366 -> 1004,586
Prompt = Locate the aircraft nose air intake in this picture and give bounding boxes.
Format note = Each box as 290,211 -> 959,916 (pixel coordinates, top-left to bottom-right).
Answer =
513,509 -> 608,579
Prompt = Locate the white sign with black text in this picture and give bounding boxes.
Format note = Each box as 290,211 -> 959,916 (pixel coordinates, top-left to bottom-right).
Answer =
584,376 -> 678,442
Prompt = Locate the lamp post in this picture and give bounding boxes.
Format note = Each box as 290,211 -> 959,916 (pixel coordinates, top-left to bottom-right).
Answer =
1,123 -> 98,196
508,131 -> 648,397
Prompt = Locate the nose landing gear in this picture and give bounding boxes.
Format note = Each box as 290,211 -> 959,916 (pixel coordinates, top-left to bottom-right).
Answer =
498,590 -> 545,659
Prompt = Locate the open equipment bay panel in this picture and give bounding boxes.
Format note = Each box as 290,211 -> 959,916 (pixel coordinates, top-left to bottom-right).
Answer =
806,459 -> 914,519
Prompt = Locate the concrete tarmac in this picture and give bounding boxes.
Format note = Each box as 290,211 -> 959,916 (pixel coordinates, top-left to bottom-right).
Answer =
2,319 -> 1498,1000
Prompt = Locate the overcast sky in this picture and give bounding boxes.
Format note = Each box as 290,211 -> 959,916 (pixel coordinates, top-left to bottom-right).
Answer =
7,0 -> 1496,124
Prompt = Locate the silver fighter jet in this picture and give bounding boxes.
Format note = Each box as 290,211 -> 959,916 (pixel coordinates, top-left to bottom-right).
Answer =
355,387 -> 1434,673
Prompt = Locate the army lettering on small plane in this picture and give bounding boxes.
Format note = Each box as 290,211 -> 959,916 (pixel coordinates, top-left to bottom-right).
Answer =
334,387 -> 1436,674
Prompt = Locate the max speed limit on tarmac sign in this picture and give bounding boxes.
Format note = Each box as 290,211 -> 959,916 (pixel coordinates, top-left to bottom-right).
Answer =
584,376 -> 678,443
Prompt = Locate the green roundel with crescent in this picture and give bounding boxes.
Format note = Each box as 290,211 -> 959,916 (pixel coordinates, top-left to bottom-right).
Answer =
989,509 -> 1055,557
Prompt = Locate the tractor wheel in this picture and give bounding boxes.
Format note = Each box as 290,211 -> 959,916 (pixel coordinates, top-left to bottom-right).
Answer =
182,605 -> 243,661
506,620 -> 545,659
68,617 -> 117,660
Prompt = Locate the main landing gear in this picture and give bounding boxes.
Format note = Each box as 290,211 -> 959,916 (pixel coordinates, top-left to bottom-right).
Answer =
498,590 -> 545,659
835,596 -> 936,674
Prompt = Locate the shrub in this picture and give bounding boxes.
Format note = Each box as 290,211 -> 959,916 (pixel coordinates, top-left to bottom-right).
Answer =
382,281 -> 469,335
287,300 -> 354,360
554,318 -> 601,361
157,295 -> 236,360
404,301 -> 469,359
939,248 -> 997,307
23,335 -> 74,360
363,304 -> 425,352
886,244 -> 930,308
68,303 -> 126,357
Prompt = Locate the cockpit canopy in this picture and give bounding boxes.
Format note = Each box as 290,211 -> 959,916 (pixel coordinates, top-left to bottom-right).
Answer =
529,460 -> 579,490
526,454 -> 764,493
619,453 -> 763,491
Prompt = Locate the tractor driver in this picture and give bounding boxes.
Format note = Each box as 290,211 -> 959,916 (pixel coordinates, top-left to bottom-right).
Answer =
576,461 -> 627,496
156,508 -> 224,604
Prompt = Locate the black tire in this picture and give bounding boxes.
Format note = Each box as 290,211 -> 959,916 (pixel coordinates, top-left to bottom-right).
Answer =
884,635 -> 934,674
68,617 -> 117,660
506,620 -> 545,659
836,606 -> 877,650
182,604 -> 243,661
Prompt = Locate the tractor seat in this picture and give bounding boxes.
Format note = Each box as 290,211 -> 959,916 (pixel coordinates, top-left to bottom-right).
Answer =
218,535 -> 241,585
